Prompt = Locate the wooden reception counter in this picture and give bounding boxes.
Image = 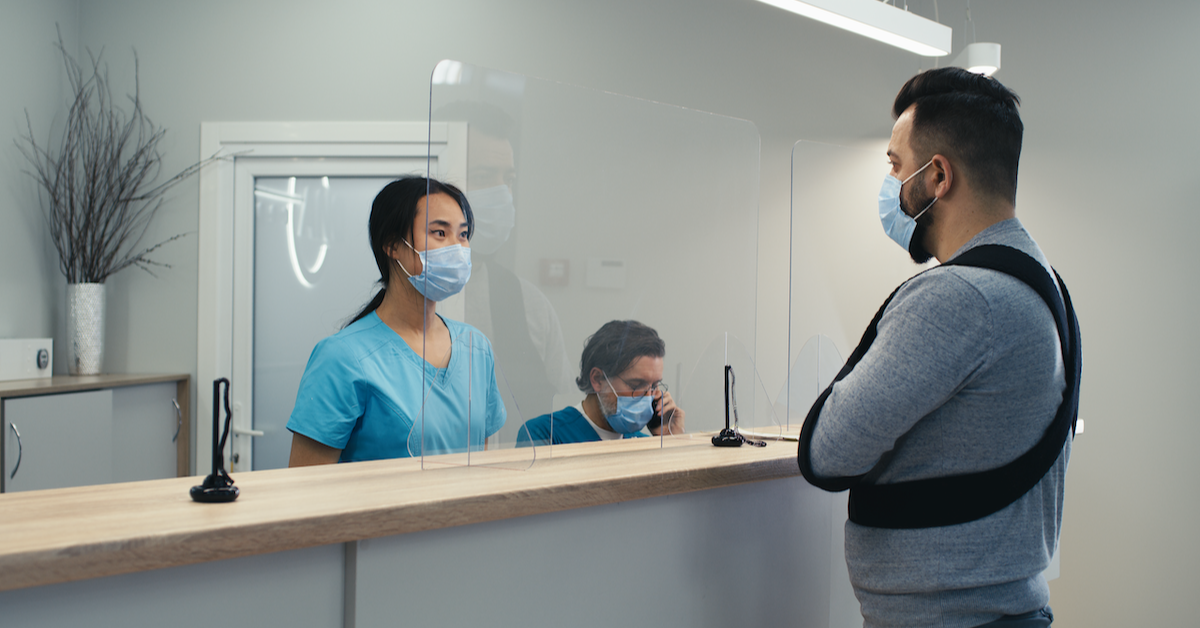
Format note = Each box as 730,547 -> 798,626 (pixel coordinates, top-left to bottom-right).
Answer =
0,434 -> 803,593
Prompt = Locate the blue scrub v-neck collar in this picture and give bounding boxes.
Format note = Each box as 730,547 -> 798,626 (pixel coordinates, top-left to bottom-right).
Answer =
370,311 -> 456,388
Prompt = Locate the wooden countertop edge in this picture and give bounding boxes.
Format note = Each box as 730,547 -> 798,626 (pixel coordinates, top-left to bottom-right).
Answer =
0,439 -> 801,592
0,373 -> 189,398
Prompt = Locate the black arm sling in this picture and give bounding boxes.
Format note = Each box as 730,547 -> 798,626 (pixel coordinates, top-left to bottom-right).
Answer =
797,244 -> 1081,529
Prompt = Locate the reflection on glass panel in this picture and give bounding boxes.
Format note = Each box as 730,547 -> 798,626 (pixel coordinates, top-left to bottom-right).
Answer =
679,333 -> 782,437
412,329 -> 533,470
427,60 -> 761,461
788,140 -> 927,423
777,335 -> 843,429
253,176 -> 393,470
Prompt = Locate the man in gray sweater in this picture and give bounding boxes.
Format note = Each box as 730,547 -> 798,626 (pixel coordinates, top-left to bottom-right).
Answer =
798,68 -> 1077,627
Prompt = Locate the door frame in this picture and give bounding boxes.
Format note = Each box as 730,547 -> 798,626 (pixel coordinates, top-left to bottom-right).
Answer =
196,121 -> 466,473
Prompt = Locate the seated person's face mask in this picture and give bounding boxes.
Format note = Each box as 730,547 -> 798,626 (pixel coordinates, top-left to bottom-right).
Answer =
395,240 -> 472,301
599,373 -> 655,434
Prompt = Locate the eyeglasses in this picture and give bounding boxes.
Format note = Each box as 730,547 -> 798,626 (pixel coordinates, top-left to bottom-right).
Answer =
614,376 -> 667,397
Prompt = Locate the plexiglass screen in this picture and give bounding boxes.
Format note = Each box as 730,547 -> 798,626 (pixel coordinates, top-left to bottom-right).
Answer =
788,140 -> 936,423
423,60 -> 763,464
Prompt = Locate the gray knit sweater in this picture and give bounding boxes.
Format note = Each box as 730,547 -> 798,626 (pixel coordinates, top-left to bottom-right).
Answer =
811,219 -> 1070,628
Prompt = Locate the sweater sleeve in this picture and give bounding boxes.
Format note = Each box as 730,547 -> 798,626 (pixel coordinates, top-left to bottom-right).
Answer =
810,269 -> 993,479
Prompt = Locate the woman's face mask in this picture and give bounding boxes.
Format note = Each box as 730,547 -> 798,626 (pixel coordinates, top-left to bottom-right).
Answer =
395,240 -> 472,302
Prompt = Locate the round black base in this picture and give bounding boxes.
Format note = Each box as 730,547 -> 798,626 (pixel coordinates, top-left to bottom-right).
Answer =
190,485 -> 240,503
711,428 -> 745,447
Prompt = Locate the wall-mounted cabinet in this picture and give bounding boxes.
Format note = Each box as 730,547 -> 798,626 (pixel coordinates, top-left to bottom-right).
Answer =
0,375 -> 190,493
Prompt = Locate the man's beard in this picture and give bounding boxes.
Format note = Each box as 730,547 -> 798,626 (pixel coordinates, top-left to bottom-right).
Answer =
908,222 -> 934,264
901,179 -> 937,264
596,389 -> 617,418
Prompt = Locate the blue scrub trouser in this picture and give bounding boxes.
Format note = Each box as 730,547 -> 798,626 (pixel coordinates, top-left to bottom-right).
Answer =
974,606 -> 1053,627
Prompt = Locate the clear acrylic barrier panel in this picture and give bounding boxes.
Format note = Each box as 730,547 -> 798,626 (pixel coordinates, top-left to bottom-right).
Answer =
424,60 -> 761,466
678,333 -> 783,439
409,329 -> 537,469
788,140 -> 931,422
776,334 -> 843,430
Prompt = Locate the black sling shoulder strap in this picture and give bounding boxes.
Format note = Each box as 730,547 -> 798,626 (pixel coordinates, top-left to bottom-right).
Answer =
797,244 -> 1082,529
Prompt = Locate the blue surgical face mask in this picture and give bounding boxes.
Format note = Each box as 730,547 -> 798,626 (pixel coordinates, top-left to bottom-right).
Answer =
464,185 -> 516,256
878,160 -> 937,251
600,374 -> 655,434
395,241 -> 472,302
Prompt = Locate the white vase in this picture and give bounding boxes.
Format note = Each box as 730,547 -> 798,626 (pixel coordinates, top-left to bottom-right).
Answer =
67,283 -> 106,375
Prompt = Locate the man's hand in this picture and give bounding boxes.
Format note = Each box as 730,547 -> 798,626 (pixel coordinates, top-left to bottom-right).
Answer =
648,389 -> 685,436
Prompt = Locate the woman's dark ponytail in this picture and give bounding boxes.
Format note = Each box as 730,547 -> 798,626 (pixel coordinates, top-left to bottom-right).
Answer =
344,287 -> 386,328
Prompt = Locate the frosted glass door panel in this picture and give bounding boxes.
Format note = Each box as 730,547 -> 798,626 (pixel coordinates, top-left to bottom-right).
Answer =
253,176 -> 397,470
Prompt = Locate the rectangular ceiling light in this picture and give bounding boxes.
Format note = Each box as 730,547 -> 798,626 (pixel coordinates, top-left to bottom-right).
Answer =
756,0 -> 952,57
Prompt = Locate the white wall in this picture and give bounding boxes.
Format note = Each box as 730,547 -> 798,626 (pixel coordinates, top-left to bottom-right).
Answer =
2,0 -> 1197,626
982,4 -> 1200,627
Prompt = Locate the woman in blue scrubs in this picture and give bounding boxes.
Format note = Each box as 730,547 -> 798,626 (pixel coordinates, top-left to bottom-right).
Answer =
287,176 -> 506,466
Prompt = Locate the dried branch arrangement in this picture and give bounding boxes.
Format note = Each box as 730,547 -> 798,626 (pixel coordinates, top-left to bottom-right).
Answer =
16,30 -> 222,283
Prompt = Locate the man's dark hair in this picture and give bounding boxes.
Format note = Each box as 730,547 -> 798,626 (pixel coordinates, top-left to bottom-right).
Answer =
893,67 -> 1023,204
576,320 -> 665,393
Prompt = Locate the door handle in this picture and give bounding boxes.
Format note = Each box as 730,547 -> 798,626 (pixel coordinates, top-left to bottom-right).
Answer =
9,423 -> 22,480
171,399 -> 183,442
233,426 -> 265,437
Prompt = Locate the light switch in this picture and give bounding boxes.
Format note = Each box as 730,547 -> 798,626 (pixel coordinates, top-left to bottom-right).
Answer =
586,258 -> 626,289
539,258 -> 570,287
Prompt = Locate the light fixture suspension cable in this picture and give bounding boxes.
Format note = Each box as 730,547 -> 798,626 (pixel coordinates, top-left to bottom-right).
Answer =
966,0 -> 977,43
932,0 -> 940,67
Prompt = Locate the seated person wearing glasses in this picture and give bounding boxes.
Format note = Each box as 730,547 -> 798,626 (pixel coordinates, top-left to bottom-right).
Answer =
516,320 -> 684,446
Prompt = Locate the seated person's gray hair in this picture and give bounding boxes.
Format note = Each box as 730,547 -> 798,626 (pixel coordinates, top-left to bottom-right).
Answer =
575,320 -> 665,393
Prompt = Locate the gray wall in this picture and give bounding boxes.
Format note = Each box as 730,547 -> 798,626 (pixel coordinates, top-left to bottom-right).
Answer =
1,0 -> 1197,626
0,0 -> 77,345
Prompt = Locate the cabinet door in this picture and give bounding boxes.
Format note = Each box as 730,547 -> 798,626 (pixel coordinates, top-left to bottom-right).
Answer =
111,382 -> 179,482
2,390 -> 114,492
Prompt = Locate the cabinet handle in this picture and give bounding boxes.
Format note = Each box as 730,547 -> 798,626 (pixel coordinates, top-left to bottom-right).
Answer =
9,423 -> 22,481
172,399 -> 182,443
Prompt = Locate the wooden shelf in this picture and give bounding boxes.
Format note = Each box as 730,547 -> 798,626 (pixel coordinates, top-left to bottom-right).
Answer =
0,374 -> 188,399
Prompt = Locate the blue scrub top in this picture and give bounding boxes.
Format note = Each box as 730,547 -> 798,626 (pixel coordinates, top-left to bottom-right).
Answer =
287,312 -> 506,462
516,405 -> 649,447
